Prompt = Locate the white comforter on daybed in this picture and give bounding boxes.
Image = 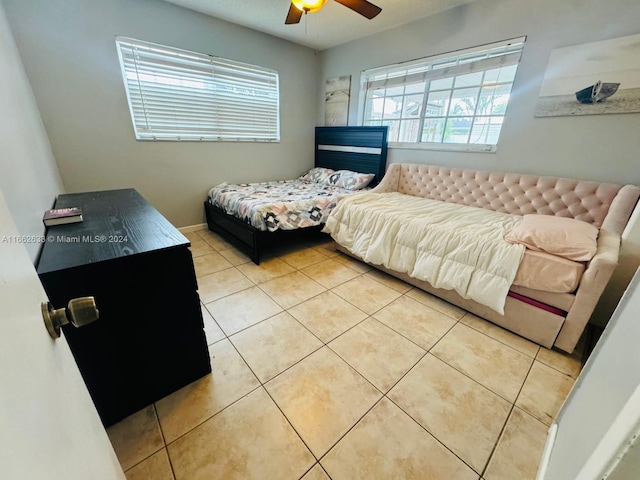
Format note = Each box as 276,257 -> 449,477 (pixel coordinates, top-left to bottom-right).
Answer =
323,192 -> 526,314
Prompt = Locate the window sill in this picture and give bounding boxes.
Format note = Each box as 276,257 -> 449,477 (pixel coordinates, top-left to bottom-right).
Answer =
389,142 -> 497,153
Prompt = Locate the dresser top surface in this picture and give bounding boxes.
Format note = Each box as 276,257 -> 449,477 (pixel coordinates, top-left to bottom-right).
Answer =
37,188 -> 189,274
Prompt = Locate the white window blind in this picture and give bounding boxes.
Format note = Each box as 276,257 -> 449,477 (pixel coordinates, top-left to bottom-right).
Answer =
115,37 -> 280,142
361,37 -> 525,152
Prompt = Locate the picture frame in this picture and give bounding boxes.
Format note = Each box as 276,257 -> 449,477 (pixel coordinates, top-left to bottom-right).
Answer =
535,33 -> 640,117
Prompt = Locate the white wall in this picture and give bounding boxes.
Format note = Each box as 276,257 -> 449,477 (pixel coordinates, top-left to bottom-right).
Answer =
318,0 -> 640,187
3,0 -> 319,227
0,1 -> 64,262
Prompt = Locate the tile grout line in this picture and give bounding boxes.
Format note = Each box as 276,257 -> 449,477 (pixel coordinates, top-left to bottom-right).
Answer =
429,324 -> 536,404
157,316 -> 267,453
459,312 -> 541,359
284,304 -> 369,349
153,403 -> 178,480
260,384 -> 322,466
254,277 -> 328,311
117,406 -> 172,477
119,445 -> 166,476
324,339 -> 396,396
296,261 -> 367,291
534,351 -> 582,379
313,396 -> 388,466
307,340 -> 478,472
161,383 -> 264,451
479,352 -> 538,479
197,266 -> 257,306
481,403 -> 517,479
369,297 -> 460,353
383,392 -> 481,476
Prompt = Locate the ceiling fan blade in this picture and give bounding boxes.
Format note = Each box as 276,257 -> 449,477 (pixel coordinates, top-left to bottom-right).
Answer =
285,3 -> 303,24
333,0 -> 382,19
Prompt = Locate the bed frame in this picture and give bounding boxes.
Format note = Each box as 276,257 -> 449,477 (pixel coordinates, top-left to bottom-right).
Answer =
204,126 -> 388,264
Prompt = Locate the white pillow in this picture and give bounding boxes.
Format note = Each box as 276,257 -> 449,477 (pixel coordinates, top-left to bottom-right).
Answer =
324,170 -> 375,190
299,167 -> 335,183
504,214 -> 599,261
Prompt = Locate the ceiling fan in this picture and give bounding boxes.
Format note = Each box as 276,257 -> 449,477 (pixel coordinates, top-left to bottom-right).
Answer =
285,0 -> 382,25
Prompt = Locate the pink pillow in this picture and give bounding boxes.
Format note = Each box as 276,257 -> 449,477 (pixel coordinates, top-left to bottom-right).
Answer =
504,214 -> 599,261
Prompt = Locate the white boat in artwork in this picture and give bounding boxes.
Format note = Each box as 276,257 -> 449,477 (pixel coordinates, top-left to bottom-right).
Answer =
575,80 -> 620,104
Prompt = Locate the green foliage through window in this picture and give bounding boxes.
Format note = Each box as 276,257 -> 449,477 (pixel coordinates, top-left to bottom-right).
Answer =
361,37 -> 525,150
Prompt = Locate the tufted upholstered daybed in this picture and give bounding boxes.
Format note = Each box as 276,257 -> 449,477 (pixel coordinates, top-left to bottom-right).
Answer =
324,163 -> 640,353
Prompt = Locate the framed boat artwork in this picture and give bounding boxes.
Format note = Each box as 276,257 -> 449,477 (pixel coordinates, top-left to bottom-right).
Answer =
535,32 -> 640,117
325,75 -> 351,126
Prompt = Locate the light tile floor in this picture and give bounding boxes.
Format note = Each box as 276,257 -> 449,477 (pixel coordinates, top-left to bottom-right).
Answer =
107,228 -> 584,480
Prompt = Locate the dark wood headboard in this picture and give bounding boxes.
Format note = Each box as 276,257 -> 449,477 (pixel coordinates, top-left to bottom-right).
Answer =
315,126 -> 388,186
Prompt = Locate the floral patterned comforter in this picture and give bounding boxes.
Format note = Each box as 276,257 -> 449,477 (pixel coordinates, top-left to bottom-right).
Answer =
208,180 -> 355,232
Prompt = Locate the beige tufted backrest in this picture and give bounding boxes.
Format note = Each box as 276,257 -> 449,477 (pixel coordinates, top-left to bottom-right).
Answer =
387,163 -> 628,229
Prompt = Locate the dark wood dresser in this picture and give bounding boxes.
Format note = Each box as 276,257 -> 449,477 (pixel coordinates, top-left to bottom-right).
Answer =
37,188 -> 211,426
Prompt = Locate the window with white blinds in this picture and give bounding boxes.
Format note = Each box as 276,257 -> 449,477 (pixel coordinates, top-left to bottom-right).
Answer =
361,37 -> 525,152
115,37 -> 280,142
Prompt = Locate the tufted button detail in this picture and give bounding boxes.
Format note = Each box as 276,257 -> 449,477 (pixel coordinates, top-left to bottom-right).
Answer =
386,164 -> 621,228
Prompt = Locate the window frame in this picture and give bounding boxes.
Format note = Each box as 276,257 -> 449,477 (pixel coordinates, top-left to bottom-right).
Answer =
115,36 -> 280,142
359,36 -> 526,153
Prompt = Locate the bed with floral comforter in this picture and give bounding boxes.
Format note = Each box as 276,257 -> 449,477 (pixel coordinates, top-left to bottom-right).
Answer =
208,179 -> 355,232
203,126 -> 389,264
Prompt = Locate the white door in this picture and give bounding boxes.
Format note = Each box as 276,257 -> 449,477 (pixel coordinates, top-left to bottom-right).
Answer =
537,267 -> 640,480
0,189 -> 124,479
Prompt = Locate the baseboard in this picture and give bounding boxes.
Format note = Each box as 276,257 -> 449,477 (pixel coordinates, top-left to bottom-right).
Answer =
179,223 -> 207,233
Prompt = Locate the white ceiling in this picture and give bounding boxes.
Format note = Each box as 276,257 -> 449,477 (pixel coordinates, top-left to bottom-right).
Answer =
163,0 -> 477,50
